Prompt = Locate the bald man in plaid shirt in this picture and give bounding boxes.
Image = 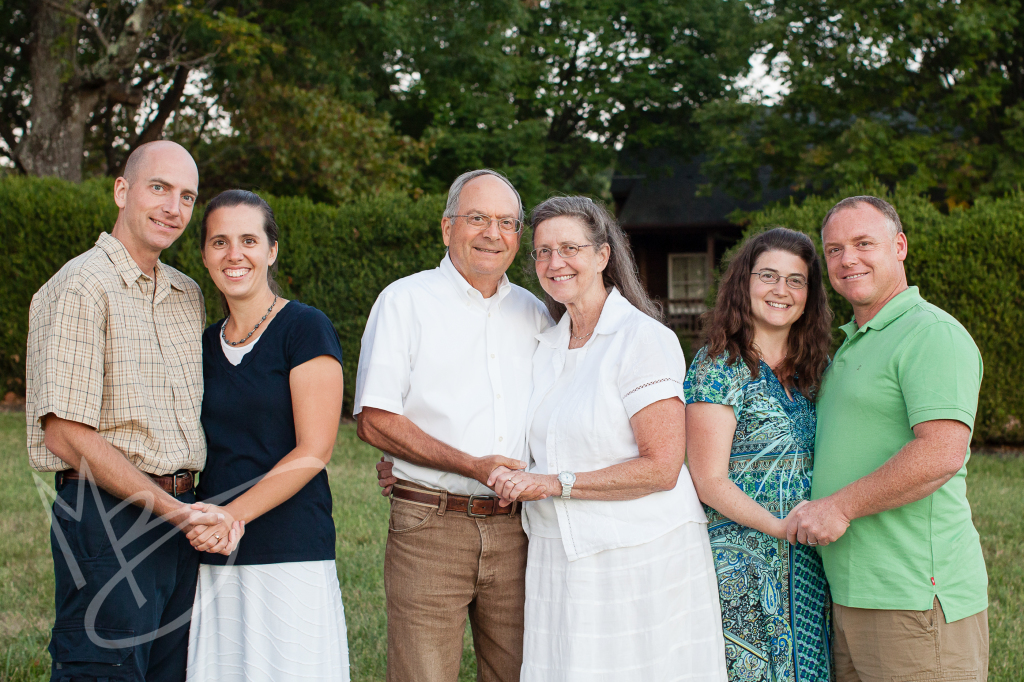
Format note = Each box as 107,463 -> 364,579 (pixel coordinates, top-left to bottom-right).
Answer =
26,141 -> 237,682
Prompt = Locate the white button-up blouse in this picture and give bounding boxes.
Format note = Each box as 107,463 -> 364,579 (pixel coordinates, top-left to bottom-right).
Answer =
523,287 -> 707,561
354,254 -> 552,496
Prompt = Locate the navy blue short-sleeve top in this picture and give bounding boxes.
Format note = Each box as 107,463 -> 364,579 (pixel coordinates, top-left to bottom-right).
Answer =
196,301 -> 343,565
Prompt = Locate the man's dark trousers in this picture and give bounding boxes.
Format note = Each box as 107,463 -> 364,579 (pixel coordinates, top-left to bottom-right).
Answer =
49,475 -> 199,682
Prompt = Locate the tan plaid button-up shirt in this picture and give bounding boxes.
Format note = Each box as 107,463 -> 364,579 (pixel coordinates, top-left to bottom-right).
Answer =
26,232 -> 207,474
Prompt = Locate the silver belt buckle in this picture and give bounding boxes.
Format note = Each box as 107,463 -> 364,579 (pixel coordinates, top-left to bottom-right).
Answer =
171,471 -> 190,497
466,494 -> 492,518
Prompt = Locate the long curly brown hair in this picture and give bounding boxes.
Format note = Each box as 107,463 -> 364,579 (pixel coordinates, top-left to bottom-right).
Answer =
701,228 -> 833,400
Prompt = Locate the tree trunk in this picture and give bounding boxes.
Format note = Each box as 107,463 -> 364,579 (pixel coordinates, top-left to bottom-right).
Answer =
19,2 -> 102,181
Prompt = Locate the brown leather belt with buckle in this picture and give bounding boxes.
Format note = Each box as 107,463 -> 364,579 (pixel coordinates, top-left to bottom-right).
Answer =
392,481 -> 518,517
57,469 -> 197,496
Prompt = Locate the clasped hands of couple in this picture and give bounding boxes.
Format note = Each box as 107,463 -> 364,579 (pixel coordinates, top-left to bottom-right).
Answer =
486,464 -> 559,505
179,502 -> 246,556
771,496 -> 853,548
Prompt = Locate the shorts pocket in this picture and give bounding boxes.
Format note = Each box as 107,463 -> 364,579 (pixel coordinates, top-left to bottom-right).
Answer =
49,625 -> 137,680
51,492 -> 105,562
388,499 -> 436,534
53,483 -> 116,561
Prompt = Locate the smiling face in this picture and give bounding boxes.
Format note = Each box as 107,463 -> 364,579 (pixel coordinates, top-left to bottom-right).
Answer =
533,216 -> 610,307
112,142 -> 199,266
748,249 -> 810,336
822,203 -> 908,323
441,175 -> 521,292
201,205 -> 278,303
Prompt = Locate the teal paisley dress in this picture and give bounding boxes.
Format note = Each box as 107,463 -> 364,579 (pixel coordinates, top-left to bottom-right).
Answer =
684,347 -> 832,682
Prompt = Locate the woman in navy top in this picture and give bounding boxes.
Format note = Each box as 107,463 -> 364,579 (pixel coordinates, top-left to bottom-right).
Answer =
184,190 -> 349,681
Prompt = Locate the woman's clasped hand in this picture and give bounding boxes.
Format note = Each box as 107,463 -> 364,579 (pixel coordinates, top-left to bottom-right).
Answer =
487,467 -> 557,504
184,502 -> 245,555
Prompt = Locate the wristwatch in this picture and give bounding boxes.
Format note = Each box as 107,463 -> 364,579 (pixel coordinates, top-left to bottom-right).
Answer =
558,471 -> 576,500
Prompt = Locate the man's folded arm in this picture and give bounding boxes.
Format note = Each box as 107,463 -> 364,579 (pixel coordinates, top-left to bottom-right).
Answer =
42,414 -> 221,531
356,406 -> 524,487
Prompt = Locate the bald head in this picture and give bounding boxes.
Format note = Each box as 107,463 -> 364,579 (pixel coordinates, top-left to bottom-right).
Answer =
122,141 -> 198,186
111,140 -> 200,274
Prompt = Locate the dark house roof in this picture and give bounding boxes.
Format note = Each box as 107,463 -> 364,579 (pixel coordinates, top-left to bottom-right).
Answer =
612,156 -> 793,230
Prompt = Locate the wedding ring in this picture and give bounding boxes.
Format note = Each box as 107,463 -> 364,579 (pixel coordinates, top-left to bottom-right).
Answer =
808,541 -> 818,546
214,534 -> 221,540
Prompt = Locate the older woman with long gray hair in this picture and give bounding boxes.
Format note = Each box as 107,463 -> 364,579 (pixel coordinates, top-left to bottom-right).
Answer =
488,197 -> 727,681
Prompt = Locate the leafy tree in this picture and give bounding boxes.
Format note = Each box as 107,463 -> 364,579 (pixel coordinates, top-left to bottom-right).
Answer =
0,0 -> 418,200
0,0 -> 264,179
194,80 -> 426,202
3,0 -> 758,205
192,0 -> 758,205
380,0 -> 757,204
695,0 -> 1024,207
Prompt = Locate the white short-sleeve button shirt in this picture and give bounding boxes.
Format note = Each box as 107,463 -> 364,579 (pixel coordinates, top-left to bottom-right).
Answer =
354,254 -> 552,496
523,288 -> 707,560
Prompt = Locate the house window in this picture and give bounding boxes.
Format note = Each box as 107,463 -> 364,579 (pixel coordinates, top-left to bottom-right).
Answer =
667,253 -> 708,316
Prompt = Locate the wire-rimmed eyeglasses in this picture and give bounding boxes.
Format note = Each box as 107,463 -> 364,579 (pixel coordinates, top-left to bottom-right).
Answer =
531,243 -> 593,261
453,213 -> 524,234
751,270 -> 808,289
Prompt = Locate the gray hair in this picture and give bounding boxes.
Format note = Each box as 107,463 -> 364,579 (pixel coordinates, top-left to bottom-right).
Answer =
821,195 -> 903,239
530,196 -> 662,323
443,169 -> 525,224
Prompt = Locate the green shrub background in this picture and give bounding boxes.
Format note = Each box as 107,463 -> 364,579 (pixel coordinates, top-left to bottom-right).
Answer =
0,177 -> 538,414
2,177 -> 1022,442
741,184 -> 1024,444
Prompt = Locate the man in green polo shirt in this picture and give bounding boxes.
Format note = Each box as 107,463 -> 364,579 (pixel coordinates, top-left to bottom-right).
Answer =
786,196 -> 988,681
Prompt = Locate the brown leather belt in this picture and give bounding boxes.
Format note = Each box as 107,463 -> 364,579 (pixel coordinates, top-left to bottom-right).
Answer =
392,481 -> 518,517
57,469 -> 197,497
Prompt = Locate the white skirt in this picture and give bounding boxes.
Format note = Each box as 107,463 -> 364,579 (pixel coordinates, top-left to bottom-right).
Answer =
186,560 -> 350,682
521,522 -> 727,682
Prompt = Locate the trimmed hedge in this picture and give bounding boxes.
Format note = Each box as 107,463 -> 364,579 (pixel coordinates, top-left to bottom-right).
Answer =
742,184 -> 1024,444
0,176 -> 537,413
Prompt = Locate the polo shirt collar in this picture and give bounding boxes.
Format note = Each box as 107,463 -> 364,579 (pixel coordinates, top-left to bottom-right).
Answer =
536,286 -> 631,348
439,251 -> 511,305
96,232 -> 186,293
842,285 -> 922,339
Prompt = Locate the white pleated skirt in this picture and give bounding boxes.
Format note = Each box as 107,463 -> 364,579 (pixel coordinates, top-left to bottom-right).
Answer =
521,522 -> 727,682
186,560 -> 350,682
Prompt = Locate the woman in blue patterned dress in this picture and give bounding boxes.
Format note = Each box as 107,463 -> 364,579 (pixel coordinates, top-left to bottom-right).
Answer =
684,228 -> 834,681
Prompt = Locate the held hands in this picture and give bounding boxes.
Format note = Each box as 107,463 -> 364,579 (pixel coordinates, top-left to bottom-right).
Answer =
471,455 -> 526,487
374,455 -> 536,506
373,455 -> 525,497
784,497 -> 851,547
186,503 -> 245,555
487,466 -> 560,507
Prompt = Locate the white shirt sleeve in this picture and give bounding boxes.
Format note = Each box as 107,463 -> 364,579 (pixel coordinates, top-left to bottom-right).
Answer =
618,322 -> 687,419
353,288 -> 414,416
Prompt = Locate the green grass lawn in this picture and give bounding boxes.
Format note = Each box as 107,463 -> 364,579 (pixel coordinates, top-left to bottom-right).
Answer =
1,410 -> 1021,680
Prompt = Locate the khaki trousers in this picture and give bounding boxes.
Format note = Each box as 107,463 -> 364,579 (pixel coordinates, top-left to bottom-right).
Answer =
384,492 -> 527,682
833,598 -> 989,682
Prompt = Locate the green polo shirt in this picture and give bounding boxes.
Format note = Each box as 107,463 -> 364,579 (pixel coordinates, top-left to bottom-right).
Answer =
812,286 -> 987,622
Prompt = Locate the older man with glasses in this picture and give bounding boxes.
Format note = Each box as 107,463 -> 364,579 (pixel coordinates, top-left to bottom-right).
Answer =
354,169 -> 551,682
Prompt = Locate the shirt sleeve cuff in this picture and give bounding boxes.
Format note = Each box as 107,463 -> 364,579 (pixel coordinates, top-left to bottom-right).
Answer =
33,400 -> 101,431
622,381 -> 684,419
908,407 -> 976,430
353,395 -> 405,416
